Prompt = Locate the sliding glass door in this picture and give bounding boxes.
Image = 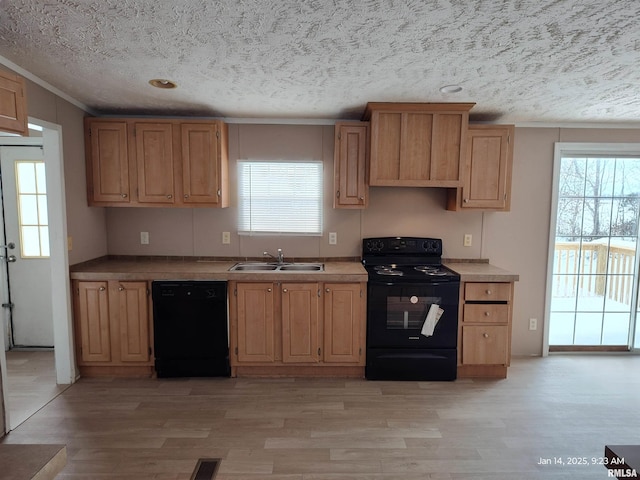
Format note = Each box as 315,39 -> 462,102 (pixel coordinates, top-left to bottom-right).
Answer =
547,145 -> 640,351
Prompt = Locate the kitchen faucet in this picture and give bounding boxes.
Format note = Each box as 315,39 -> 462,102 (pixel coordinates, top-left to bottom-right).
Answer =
263,248 -> 284,264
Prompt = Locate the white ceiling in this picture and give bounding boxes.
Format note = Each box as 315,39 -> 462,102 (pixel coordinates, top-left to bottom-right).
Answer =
1,0 -> 639,124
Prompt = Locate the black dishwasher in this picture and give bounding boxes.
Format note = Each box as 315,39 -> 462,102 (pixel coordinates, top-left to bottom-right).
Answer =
152,281 -> 230,378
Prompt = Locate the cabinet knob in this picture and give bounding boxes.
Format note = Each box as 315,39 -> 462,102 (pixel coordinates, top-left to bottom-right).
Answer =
359,196 -> 364,201
483,333 -> 489,338
484,311 -> 490,317
167,194 -> 173,199
486,290 -> 492,295
325,288 -> 330,292
121,193 -> 128,198
99,286 -> 105,291
267,288 -> 272,292
463,198 -> 468,203
283,288 -> 288,293
118,286 -> 124,291
184,194 -> 190,198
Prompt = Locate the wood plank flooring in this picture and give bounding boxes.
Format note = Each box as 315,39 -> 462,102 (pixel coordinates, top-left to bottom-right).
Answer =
4,350 -> 69,429
2,355 -> 640,479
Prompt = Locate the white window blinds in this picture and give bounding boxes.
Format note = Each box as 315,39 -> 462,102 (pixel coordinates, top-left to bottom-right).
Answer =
238,161 -> 323,235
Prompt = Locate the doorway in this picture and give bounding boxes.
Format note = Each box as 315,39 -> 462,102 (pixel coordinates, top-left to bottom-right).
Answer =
546,143 -> 640,352
0,121 -> 75,431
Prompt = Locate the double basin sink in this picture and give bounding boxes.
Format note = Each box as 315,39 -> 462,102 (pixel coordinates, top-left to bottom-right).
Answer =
229,262 -> 324,272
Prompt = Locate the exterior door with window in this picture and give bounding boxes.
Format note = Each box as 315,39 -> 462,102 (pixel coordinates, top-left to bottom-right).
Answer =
0,146 -> 52,347
548,148 -> 640,350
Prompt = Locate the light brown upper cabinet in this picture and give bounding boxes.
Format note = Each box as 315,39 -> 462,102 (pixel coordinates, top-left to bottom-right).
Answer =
447,124 -> 514,211
363,102 -> 474,187
333,121 -> 369,208
0,69 -> 28,136
85,120 -> 131,204
181,122 -> 228,207
84,117 -> 229,208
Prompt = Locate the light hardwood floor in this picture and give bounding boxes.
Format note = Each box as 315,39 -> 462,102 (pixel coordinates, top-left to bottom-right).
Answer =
4,350 -> 69,429
2,355 -> 639,479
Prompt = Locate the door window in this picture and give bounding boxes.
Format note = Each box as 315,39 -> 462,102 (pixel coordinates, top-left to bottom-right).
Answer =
15,161 -> 49,258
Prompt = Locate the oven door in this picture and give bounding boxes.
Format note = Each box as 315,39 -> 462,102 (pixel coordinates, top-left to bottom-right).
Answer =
367,281 -> 459,349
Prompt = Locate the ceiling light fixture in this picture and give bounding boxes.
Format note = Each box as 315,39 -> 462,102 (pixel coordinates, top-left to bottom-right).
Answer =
439,85 -> 463,94
149,79 -> 178,89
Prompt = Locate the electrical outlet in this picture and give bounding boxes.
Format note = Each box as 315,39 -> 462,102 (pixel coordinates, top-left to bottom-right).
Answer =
329,232 -> 337,245
463,234 -> 472,247
222,231 -> 231,244
140,232 -> 149,245
529,318 -> 537,331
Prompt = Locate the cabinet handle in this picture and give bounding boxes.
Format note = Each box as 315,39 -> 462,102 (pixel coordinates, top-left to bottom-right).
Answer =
318,347 -> 321,356
217,189 -> 221,196
121,193 -> 128,198
483,333 -> 489,338
99,286 -> 105,291
485,290 -> 492,295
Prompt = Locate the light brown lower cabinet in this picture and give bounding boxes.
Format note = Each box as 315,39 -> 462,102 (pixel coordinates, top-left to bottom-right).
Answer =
229,281 -> 366,377
458,281 -> 514,378
73,280 -> 153,376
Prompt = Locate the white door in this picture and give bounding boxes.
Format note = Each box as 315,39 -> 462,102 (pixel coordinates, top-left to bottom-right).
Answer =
0,146 -> 53,347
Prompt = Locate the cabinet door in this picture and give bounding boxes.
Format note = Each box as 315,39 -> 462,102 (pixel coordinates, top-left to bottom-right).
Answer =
369,111 -> 402,185
0,70 -> 28,136
113,281 -> 150,363
281,283 -> 320,363
334,122 -> 369,208
76,281 -> 111,363
134,122 -> 175,204
181,123 -> 224,206
86,120 -> 130,204
431,113 -> 464,183
236,283 -> 276,363
461,325 -> 508,365
323,283 -> 364,364
462,125 -> 514,210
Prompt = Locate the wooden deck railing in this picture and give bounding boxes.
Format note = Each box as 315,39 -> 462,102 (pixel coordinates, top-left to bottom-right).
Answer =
553,242 -> 636,305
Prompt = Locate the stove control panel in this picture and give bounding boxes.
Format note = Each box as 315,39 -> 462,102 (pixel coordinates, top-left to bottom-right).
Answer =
363,237 -> 442,256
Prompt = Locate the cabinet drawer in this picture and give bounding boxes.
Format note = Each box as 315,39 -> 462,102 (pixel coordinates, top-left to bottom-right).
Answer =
464,282 -> 511,302
461,325 -> 508,365
463,304 -> 509,324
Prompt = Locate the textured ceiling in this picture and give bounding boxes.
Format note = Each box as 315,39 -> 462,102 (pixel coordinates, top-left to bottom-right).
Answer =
1,0 -> 639,123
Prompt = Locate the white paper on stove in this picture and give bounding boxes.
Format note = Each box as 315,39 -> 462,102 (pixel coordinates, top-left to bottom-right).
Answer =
421,304 -> 444,337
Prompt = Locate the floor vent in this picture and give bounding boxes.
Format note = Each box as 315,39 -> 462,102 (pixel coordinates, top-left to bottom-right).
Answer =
190,458 -> 220,480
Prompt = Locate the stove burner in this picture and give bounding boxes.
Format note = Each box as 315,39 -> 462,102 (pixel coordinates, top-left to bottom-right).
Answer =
414,265 -> 448,276
374,265 -> 404,276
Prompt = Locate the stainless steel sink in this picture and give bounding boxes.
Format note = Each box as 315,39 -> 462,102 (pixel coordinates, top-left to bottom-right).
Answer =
229,263 -> 278,271
229,262 -> 324,272
278,264 -> 324,271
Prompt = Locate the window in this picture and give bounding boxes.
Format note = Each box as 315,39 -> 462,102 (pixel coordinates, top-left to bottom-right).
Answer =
16,161 -> 50,258
547,143 -> 640,351
237,160 -> 323,235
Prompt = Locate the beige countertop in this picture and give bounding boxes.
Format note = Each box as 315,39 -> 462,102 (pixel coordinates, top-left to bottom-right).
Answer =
445,262 -> 519,282
70,258 -> 368,282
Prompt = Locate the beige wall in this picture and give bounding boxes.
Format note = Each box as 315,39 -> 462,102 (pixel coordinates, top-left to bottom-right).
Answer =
23,78 -> 108,264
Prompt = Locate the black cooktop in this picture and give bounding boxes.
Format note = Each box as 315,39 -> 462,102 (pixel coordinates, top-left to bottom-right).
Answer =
362,237 -> 460,283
